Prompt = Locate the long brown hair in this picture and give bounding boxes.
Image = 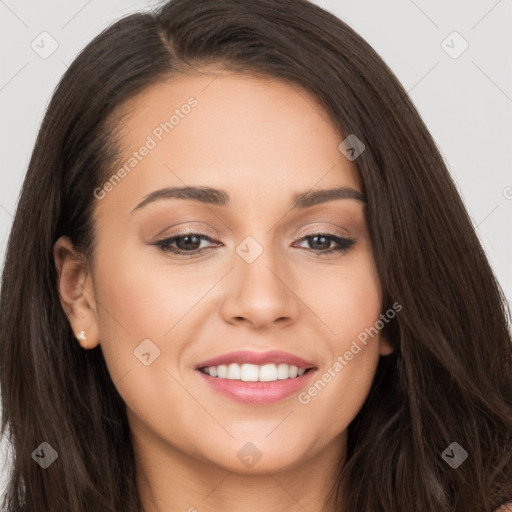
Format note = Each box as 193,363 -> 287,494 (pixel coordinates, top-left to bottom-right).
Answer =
1,0 -> 511,510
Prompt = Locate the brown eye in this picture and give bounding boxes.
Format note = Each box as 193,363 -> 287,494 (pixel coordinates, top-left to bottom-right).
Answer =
294,233 -> 356,254
153,231 -> 356,258
155,233 -> 216,255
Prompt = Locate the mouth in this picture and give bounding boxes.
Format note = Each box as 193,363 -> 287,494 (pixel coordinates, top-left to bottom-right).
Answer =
198,363 -> 315,381
195,350 -> 318,405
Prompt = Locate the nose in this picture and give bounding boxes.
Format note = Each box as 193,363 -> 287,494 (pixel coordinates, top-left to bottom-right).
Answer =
220,245 -> 300,330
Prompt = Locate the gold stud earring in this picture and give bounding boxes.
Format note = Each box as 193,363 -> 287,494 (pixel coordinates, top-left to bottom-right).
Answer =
76,330 -> 87,341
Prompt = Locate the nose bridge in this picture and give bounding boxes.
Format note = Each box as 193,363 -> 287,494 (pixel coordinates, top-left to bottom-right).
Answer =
221,231 -> 299,327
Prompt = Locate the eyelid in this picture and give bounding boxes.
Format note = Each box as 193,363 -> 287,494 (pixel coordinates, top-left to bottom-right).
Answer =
157,221 -> 351,242
295,223 -> 350,239
162,224 -> 350,243
158,223 -> 219,239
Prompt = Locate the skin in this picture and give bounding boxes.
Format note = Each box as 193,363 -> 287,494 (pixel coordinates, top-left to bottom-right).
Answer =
54,70 -> 394,512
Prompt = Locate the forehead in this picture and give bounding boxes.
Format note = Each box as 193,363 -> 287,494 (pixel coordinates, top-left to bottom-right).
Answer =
98,71 -> 362,214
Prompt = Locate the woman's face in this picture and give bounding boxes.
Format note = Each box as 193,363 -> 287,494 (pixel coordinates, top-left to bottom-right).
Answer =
56,71 -> 393,476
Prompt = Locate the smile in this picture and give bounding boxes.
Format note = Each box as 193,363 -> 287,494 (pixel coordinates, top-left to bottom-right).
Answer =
200,362 -> 310,381
196,365 -> 317,405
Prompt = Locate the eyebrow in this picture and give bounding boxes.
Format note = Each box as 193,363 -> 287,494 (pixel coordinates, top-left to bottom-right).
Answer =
130,185 -> 367,213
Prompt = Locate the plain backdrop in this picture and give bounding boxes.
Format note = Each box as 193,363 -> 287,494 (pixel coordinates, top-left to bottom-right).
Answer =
0,0 -> 511,497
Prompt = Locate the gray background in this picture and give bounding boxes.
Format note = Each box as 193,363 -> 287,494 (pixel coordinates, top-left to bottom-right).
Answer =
1,0 -> 511,494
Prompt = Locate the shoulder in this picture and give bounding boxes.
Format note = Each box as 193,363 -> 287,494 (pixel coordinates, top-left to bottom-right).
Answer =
495,503 -> 512,512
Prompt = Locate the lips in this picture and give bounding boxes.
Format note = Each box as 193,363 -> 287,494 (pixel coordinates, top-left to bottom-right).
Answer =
197,368 -> 317,405
195,349 -> 317,371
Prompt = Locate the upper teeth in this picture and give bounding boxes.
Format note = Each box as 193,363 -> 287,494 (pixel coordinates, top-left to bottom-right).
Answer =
202,363 -> 307,381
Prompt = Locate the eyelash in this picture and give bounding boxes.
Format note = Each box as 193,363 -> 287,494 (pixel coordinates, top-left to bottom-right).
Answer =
154,230 -> 356,257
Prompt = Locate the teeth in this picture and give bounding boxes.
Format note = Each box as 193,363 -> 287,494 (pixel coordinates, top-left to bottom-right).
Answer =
227,363 -> 241,380
259,363 -> 277,381
201,363 -> 310,381
240,363 -> 259,382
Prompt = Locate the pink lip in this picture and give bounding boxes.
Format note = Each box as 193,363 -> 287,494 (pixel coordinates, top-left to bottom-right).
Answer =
197,368 -> 317,405
195,350 -> 317,370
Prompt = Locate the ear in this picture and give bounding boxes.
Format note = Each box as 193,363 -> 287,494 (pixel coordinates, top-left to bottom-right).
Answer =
53,236 -> 100,350
378,333 -> 394,356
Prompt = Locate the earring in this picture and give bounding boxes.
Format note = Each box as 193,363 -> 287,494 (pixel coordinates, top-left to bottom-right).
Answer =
76,330 -> 87,341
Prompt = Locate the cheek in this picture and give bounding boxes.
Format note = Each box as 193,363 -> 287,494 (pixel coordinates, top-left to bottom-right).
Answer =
93,236 -> 180,329
302,253 -> 382,343
295,256 -> 383,435
91,239 -> 220,385
299,322 -> 382,444
92,254 -> 193,425
329,262 -> 383,397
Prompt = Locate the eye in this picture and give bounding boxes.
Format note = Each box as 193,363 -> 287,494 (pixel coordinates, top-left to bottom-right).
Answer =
153,230 -> 356,257
293,233 -> 356,254
154,231 -> 218,257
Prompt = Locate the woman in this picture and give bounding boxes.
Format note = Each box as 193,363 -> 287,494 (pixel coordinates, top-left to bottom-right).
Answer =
1,0 -> 511,510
